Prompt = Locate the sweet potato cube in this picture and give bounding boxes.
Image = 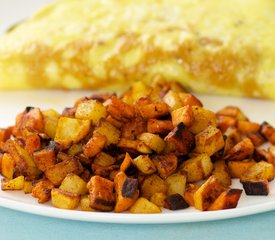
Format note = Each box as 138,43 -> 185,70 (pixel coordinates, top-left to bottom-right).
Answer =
120,153 -> 133,172
194,125 -> 224,156
164,123 -> 195,155
153,154 -> 178,179
0,127 -> 12,142
260,121 -> 275,144
54,117 -> 91,147
83,133 -> 106,158
247,131 -> 265,147
183,184 -> 200,206
237,120 -> 260,134
87,176 -> 115,211
33,148 -> 57,172
217,116 -> 237,133
45,157 -> 83,186
75,99 -> 107,125
181,93 -> 203,107
59,173 -> 88,195
1,176 -> 24,191
224,138 -> 254,161
228,160 -> 256,178
180,154 -> 213,182
208,189 -> 243,211
138,101 -> 170,119
171,105 -> 194,127
51,188 -> 80,209
114,171 -> 139,212
193,176 -> 225,211
32,179 -> 54,203
147,119 -> 173,135
94,119 -> 121,146
241,179 -> 269,196
129,197 -> 161,214
216,106 -> 248,121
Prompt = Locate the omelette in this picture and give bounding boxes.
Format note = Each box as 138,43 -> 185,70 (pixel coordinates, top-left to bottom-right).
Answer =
0,0 -> 275,99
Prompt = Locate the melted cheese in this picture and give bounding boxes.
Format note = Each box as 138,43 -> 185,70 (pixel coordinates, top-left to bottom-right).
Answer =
0,0 -> 275,98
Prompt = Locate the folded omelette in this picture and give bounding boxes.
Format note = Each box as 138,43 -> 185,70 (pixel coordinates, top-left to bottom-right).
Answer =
0,0 -> 275,99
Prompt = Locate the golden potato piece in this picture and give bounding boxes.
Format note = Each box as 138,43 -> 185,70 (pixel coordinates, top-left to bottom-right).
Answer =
1,176 -> 24,191
137,133 -> 165,154
59,173 -> 88,195
165,173 -> 186,196
228,160 -> 256,179
212,160 -> 232,188
32,179 -> 54,203
129,197 -> 161,214
51,188 -> 80,209
171,105 -> 193,127
141,174 -> 168,199
133,155 -> 156,175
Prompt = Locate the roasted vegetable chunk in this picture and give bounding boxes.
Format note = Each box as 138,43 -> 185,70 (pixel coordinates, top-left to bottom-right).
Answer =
51,188 -> 80,209
164,193 -> 189,210
129,197 -> 161,214
241,179 -> 269,196
87,176 -> 115,211
32,179 -> 54,203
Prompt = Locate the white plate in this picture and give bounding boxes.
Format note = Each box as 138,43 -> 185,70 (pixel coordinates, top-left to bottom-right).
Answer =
0,91 -> 275,224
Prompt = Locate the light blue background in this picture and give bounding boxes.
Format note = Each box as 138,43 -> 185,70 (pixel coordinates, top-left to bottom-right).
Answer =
0,207 -> 274,240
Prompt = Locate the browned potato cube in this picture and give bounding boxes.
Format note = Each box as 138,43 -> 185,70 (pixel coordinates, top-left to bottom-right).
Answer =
183,183 -> 200,206
0,127 -> 12,142
194,125 -> 224,156
45,157 -> 83,186
260,122 -> 275,144
228,160 -> 256,178
171,105 -> 193,127
138,133 -> 165,154
181,93 -> 202,107
180,154 -> 213,182
165,173 -> 186,196
51,188 -> 80,209
133,155 -> 156,175
54,117 -> 91,147
163,90 -> 183,111
241,179 -> 269,196
224,138 -> 254,161
153,154 -> 178,179
24,133 -> 41,154
1,153 -> 15,179
83,133 -> 107,158
240,161 -> 274,182
247,131 -> 266,147
216,106 -> 248,121
33,148 -> 57,172
164,193 -> 189,210
193,176 -> 225,211
24,180 -> 33,194
129,197 -> 161,214
237,120 -> 260,134
164,123 -> 195,155
120,153 -> 133,172
1,176 -> 24,191
121,116 -> 146,140
141,174 -> 168,199
138,101 -> 170,119
80,195 -> 96,211
188,106 -> 217,134
150,192 -> 167,207
217,115 -> 237,133
32,179 -> 54,203
147,119 -> 173,135
59,173 -> 88,195
93,152 -> 116,167
87,176 -> 115,211
208,189 -> 243,211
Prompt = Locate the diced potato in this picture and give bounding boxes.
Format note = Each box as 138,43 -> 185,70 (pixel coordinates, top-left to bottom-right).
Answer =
121,116 -> 146,140
129,197 -> 161,214
150,192 -> 167,207
163,90 -> 183,111
94,119 -> 121,146
141,174 -> 168,199
181,93 -> 202,107
194,125 -> 224,156
107,96 -> 135,122
54,117 -> 91,147
24,133 -> 41,154
165,173 -> 186,196
1,176 -> 24,191
138,101 -> 170,119
208,189 -> 243,211
45,157 -> 83,186
1,153 -> 15,179
260,122 -> 275,144
216,106 -> 248,121
94,152 -> 116,167
133,155 -> 156,175
237,120 -> 260,134
114,171 -> 139,212
228,160 -> 256,178
240,161 -> 275,182
180,154 -> 213,182
87,176 -> 115,211
247,131 -> 265,147
136,141 -> 153,154
212,160 -> 232,188
24,180 -> 33,194
193,176 -> 225,211
0,127 -> 12,142
153,154 -> 178,179
217,115 -> 237,133
224,138 -> 254,161
117,138 -> 139,152
138,133 -> 165,154
43,112 -> 59,139
164,123 -> 195,155
188,106 -> 217,134
51,188 -> 80,209
80,195 -> 96,211
120,152 -> 133,172
147,119 -> 173,135
83,133 -> 106,158
223,127 -> 242,155
241,179 -> 269,196
33,148 -> 57,172
171,105 -> 194,127
75,99 -> 107,125
106,115 -> 123,128
59,173 -> 88,195
32,179 -> 54,203
183,183 -> 200,206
